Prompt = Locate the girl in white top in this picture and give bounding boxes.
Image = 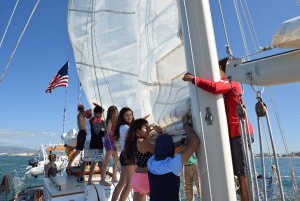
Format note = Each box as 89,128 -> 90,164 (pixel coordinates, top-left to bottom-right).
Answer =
112,107 -> 134,201
112,107 -> 150,201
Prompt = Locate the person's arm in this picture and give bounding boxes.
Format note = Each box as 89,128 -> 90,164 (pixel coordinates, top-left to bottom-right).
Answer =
106,119 -> 114,135
174,141 -> 185,153
183,72 -> 232,94
180,114 -> 200,166
143,114 -> 150,119
45,164 -> 50,178
139,124 -> 163,153
93,102 -> 100,107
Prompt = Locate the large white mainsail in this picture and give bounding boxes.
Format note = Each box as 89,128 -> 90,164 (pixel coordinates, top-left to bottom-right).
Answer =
68,0 -> 189,132
68,0 -> 141,117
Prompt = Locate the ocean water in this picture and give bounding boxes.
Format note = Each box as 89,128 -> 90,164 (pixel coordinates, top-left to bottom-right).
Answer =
0,156 -> 300,200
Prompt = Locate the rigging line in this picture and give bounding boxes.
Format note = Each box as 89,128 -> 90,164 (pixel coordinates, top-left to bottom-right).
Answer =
91,0 -> 103,107
90,1 -> 118,180
62,47 -> 72,134
267,86 -> 300,197
182,0 -> 213,199
0,0 -> 19,48
87,31 -> 100,102
83,0 -> 99,104
261,119 -> 273,170
268,87 -> 292,159
0,0 -> 41,86
232,0 -> 250,61
93,24 -> 114,106
90,0 -> 120,185
242,0 -> 263,58
238,0 -> 259,58
296,0 -> 300,8
78,79 -> 82,104
76,9 -> 91,105
217,0 -> 233,57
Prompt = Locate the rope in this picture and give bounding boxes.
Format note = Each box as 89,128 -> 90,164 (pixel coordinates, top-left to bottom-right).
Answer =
267,86 -> 300,198
182,0 -> 213,199
242,0 -> 263,58
296,0 -> 300,8
78,79 -> 82,104
264,108 -> 285,200
91,0 -> 103,107
62,48 -> 72,134
238,0 -> 259,57
217,0 -> 233,58
62,61 -> 69,134
90,0 -> 121,190
243,109 -> 260,200
86,0 -> 99,104
93,31 -> 115,106
232,0 -> 250,61
0,0 -> 20,48
0,0 -> 41,86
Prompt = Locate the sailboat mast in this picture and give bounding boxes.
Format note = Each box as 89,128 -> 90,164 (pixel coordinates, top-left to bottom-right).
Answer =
178,0 -> 236,200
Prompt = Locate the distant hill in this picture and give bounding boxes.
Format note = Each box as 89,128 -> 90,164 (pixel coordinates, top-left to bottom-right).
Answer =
0,145 -> 39,155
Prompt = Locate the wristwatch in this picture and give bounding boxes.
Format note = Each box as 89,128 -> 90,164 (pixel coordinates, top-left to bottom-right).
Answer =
181,137 -> 186,145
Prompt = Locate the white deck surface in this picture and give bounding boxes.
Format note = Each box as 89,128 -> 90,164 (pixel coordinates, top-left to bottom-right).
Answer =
42,167 -> 133,201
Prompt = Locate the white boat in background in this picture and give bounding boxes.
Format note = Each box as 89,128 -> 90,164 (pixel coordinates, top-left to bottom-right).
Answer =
25,144 -> 68,178
25,129 -> 82,178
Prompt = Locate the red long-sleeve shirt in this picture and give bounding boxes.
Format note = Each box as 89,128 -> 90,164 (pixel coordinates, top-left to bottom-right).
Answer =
192,76 -> 253,138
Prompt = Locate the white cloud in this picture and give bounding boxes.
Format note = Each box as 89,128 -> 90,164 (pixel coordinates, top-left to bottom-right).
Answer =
0,129 -> 56,138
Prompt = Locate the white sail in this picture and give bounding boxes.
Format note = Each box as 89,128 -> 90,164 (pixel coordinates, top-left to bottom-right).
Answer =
272,16 -> 300,49
68,0 -> 189,134
68,0 -> 141,116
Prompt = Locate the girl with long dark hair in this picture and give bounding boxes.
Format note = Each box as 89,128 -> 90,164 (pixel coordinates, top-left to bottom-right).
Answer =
100,106 -> 119,186
123,119 -> 162,201
111,107 -> 135,201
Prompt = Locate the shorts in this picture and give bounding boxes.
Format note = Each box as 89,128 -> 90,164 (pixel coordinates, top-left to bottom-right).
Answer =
119,152 -> 135,167
104,134 -> 117,151
83,142 -> 91,161
131,173 -> 150,194
90,149 -> 104,162
229,134 -> 254,176
76,130 -> 87,151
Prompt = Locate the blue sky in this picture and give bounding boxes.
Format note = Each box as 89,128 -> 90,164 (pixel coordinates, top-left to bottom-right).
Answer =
0,0 -> 299,154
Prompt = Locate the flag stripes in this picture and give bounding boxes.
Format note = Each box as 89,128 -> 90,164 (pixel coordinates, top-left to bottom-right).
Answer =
46,62 -> 69,93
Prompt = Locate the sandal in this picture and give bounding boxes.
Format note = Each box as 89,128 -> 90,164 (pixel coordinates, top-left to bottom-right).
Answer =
77,177 -> 85,183
66,168 -> 72,175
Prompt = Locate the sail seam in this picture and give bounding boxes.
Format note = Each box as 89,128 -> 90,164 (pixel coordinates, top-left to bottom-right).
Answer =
68,9 -> 135,15
76,62 -> 138,76
156,99 -> 186,105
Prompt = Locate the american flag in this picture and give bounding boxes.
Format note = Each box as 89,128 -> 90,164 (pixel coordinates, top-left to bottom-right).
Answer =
45,62 -> 69,93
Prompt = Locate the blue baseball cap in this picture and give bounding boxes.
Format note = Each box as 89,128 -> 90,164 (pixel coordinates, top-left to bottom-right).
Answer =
154,134 -> 175,161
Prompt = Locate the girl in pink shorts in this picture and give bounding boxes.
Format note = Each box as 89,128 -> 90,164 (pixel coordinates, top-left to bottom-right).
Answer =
123,118 -> 163,201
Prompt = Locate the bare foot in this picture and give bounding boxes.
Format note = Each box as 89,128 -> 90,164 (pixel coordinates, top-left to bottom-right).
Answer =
100,180 -> 111,186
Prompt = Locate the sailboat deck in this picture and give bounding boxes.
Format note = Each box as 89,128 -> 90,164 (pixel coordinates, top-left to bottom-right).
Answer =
42,170 -> 120,201
45,176 -> 84,196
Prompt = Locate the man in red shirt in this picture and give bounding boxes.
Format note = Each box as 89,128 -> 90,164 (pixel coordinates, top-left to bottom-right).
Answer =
182,57 -> 253,201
